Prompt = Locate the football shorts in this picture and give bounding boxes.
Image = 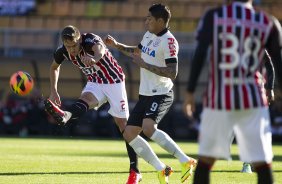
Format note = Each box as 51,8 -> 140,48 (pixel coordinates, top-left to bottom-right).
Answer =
199,107 -> 273,163
82,81 -> 129,119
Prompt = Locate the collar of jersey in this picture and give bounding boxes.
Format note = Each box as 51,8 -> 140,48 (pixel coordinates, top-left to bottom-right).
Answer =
156,27 -> 169,37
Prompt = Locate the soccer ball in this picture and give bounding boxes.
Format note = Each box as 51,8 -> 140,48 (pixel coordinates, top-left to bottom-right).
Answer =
9,71 -> 34,96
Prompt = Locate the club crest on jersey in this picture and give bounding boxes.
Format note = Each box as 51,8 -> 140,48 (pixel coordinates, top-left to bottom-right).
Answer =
141,46 -> 155,57
153,38 -> 161,47
147,40 -> 153,46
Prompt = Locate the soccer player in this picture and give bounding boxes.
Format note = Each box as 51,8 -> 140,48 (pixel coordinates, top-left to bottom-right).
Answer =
43,25 -> 140,183
105,4 -> 197,184
183,0 -> 282,184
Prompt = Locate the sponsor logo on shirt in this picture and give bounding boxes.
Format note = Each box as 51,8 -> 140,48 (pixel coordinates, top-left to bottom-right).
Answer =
141,46 -> 155,57
153,38 -> 161,47
168,38 -> 176,57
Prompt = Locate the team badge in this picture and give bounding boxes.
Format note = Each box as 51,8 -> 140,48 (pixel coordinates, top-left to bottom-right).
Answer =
153,38 -> 161,47
147,40 -> 153,46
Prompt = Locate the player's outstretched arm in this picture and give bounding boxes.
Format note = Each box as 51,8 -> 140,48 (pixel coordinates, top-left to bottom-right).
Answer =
104,35 -> 139,57
130,53 -> 178,79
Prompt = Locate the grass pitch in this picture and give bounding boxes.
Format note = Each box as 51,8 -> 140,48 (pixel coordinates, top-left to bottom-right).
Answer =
0,137 -> 281,184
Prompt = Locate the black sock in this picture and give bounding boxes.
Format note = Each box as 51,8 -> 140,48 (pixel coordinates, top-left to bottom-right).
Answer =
67,99 -> 89,119
125,141 -> 139,173
193,160 -> 212,184
255,163 -> 274,184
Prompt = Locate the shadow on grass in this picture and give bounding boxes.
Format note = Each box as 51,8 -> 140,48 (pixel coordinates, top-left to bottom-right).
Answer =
48,152 -> 282,162
1,169 -> 282,176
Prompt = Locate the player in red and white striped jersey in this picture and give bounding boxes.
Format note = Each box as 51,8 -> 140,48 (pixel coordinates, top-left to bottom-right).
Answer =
183,0 -> 282,183
44,25 -> 138,181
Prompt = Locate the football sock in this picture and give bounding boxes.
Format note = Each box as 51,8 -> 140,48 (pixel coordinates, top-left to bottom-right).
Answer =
255,163 -> 274,184
125,141 -> 139,173
193,160 -> 212,184
151,129 -> 189,163
66,99 -> 89,120
129,135 -> 165,171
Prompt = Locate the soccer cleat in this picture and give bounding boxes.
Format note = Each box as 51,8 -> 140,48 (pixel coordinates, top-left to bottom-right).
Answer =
44,99 -> 67,125
126,169 -> 142,184
180,158 -> 197,183
157,166 -> 173,184
241,163 -> 252,173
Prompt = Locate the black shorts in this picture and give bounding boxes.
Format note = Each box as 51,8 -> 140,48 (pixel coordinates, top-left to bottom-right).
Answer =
127,90 -> 174,127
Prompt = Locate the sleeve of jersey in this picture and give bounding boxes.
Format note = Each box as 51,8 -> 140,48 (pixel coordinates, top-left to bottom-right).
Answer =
186,10 -> 214,93
263,50 -> 275,90
84,34 -> 100,51
53,46 -> 65,64
265,16 -> 282,91
163,36 -> 179,64
138,44 -> 143,50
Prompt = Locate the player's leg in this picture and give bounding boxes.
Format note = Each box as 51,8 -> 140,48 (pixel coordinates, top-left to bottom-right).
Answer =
105,82 -> 141,183
113,117 -> 142,184
193,108 -> 234,184
193,156 -> 216,184
229,132 -> 253,173
123,125 -> 172,184
124,96 -> 171,183
234,107 -> 274,184
44,82 -> 102,124
141,90 -> 196,183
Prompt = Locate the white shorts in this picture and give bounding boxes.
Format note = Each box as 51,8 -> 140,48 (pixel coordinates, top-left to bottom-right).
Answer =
82,82 -> 129,119
199,107 -> 273,163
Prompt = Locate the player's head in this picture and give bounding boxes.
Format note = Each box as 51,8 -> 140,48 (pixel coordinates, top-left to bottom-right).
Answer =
61,25 -> 81,56
146,4 -> 171,34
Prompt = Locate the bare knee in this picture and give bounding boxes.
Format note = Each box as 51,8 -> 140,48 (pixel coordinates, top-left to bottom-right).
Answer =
113,117 -> 127,132
79,92 -> 99,108
142,118 -> 157,138
123,125 -> 142,142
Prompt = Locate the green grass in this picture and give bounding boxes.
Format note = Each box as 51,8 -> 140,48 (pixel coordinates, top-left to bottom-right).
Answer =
0,137 -> 281,184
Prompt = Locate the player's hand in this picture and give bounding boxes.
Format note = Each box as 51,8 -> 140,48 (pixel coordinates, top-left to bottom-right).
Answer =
182,92 -> 196,118
49,91 -> 61,106
104,35 -> 118,48
266,89 -> 274,105
81,55 -> 96,66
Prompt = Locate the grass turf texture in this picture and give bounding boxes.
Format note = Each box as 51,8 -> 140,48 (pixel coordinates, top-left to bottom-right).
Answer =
0,137 -> 281,184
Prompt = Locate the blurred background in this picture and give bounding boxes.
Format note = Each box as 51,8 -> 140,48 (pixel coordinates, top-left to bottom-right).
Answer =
0,0 -> 281,141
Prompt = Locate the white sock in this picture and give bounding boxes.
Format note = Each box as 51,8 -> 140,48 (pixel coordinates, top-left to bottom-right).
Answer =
129,135 -> 165,171
151,129 -> 189,163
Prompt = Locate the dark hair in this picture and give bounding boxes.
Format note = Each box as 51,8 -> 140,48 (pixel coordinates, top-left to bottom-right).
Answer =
149,4 -> 171,24
61,25 -> 80,42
